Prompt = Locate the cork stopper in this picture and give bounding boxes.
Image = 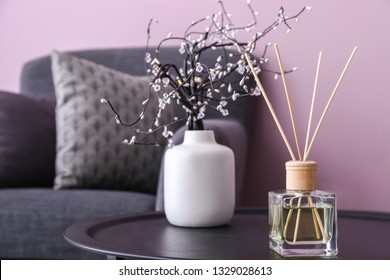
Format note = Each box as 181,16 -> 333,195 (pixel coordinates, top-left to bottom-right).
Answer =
286,160 -> 317,191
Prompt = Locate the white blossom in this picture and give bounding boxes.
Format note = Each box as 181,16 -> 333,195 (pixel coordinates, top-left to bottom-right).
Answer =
221,109 -> 229,116
194,76 -> 202,84
144,52 -> 152,63
162,77 -> 170,85
209,69 -> 217,81
197,111 -> 205,119
129,136 -> 136,145
158,98 -> 166,109
162,126 -> 174,138
219,100 -> 228,107
115,115 -> 120,124
106,3 -> 309,146
237,64 -> 246,75
153,84 -> 161,92
251,86 -> 262,96
151,58 -> 160,65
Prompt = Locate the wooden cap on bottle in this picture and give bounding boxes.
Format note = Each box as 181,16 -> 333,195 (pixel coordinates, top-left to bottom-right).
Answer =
286,160 -> 317,191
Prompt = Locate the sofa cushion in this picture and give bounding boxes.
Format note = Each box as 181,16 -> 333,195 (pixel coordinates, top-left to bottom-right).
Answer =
51,51 -> 167,193
0,91 -> 55,188
0,188 -> 156,259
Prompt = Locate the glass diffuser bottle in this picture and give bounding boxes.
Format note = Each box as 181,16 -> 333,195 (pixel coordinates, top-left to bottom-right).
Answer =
244,44 -> 356,258
269,160 -> 337,257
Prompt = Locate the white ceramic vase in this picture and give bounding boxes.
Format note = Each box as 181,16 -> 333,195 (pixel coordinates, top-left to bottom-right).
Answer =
164,130 -> 235,227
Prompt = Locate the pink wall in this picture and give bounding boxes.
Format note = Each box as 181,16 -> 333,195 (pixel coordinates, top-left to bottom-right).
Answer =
1,0 -> 389,212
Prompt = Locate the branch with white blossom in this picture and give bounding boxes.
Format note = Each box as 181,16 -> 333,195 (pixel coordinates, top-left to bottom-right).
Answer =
102,1 -> 311,146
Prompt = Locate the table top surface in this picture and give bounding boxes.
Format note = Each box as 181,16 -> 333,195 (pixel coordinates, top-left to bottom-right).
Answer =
64,208 -> 390,260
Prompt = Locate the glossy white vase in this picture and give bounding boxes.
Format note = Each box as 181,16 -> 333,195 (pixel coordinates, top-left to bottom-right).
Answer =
164,130 -> 235,227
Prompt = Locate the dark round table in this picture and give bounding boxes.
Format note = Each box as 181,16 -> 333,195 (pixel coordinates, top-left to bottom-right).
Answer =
64,208 -> 390,259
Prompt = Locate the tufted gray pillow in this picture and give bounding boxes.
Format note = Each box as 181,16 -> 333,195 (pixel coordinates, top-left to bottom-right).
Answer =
51,50 -> 166,193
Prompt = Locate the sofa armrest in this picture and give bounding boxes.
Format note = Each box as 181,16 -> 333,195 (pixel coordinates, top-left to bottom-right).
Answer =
155,119 -> 248,211
0,91 -> 56,188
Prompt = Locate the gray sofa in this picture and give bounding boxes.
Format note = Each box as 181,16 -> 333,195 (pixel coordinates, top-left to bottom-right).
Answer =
0,47 -> 252,259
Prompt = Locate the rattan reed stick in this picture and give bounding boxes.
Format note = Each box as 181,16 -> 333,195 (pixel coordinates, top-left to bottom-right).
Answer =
293,197 -> 303,243
308,196 -> 321,239
283,200 -> 294,238
244,52 -> 297,160
304,51 -> 322,160
312,205 -> 327,242
274,43 -> 303,160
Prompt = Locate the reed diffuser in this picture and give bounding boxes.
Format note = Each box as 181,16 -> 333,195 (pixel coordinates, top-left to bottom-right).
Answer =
245,44 -> 357,257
